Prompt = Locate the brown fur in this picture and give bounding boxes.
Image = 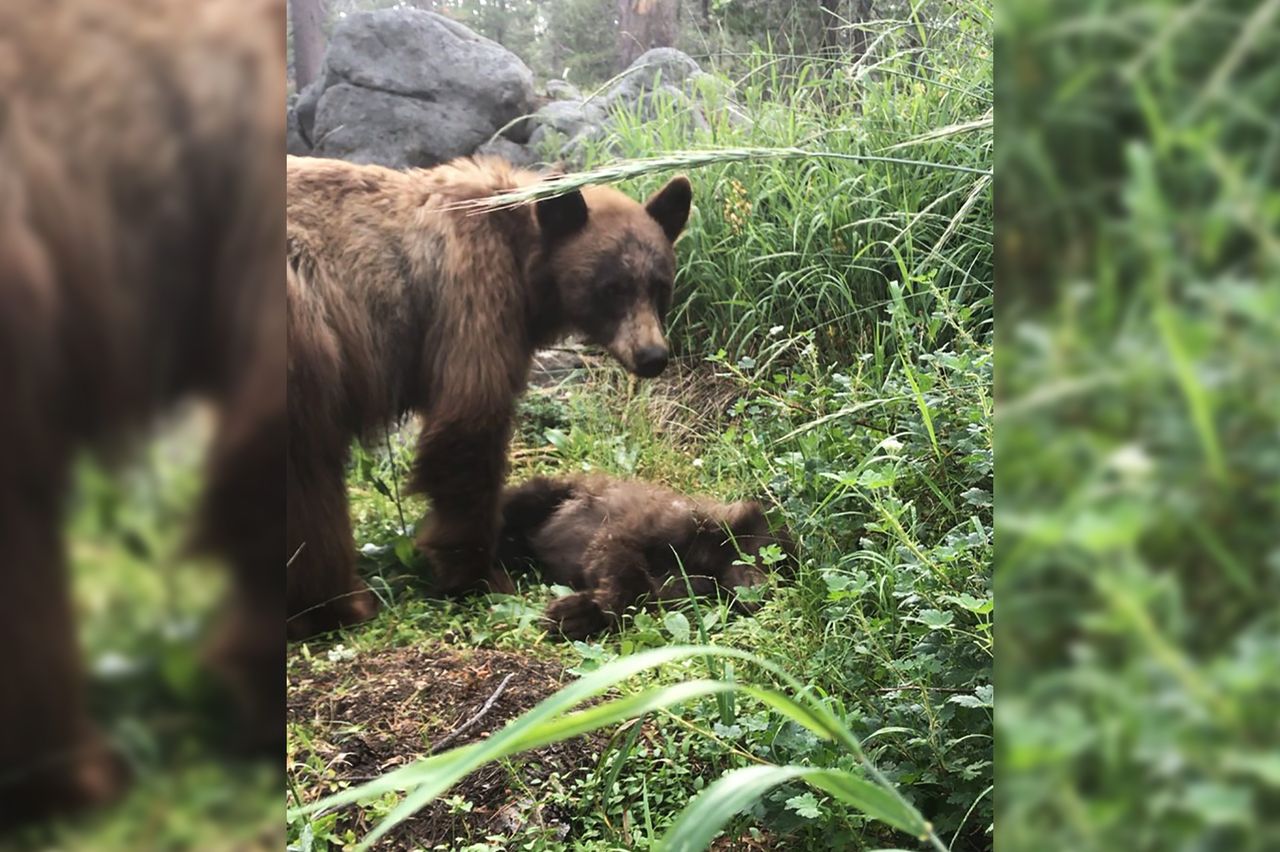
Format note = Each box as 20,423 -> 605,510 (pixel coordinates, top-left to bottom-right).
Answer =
0,0 -> 284,826
286,156 -> 691,638
496,475 -> 793,639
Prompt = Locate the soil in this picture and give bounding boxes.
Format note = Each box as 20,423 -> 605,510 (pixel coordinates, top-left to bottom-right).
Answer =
288,644 -> 607,850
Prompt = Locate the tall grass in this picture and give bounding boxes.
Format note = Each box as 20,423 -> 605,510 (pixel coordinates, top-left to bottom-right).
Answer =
998,0 -> 1279,847
557,9 -> 993,365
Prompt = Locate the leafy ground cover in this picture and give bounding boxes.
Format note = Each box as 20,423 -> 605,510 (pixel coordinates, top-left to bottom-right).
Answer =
288,5 -> 992,850
289,321 -> 992,851
998,0 -> 1280,848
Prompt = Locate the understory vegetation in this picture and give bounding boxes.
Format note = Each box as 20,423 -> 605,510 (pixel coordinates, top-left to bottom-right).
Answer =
998,0 -> 1279,848
290,4 -> 993,850
23,409 -> 281,851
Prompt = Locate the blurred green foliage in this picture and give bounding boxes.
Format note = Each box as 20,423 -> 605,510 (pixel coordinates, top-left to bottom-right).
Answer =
998,0 -> 1280,848
14,410 -> 280,850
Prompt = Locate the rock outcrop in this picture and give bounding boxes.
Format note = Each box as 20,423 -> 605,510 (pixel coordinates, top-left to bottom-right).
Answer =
290,9 -> 535,168
287,28 -> 736,171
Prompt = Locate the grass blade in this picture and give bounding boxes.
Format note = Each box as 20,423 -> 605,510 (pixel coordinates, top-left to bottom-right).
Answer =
659,765 -> 933,852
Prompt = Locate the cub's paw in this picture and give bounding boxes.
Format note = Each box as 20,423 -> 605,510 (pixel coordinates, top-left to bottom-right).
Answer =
338,586 -> 380,624
544,592 -> 611,640
427,564 -> 516,598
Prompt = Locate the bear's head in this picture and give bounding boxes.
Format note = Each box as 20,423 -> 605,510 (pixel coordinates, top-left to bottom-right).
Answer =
534,175 -> 692,378
674,499 -> 794,612
716,500 -> 795,590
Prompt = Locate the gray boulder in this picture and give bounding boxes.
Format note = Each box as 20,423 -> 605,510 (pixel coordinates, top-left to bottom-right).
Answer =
544,79 -> 583,101
293,79 -> 322,147
527,49 -> 726,165
575,48 -> 734,138
286,96 -> 311,155
527,124 -> 559,153
308,9 -> 535,168
498,111 -> 536,146
475,137 -> 538,168
314,83 -> 493,166
601,48 -> 703,112
529,99 -> 605,139
560,124 -> 612,166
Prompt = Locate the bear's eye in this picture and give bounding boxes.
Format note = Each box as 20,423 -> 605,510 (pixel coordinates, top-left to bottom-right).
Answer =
591,276 -> 628,319
651,277 -> 672,314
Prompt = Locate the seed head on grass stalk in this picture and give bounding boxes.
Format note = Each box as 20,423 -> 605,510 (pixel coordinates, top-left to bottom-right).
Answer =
447,147 -> 993,215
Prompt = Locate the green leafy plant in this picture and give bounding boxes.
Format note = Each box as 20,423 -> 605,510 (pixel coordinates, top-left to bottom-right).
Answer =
290,646 -> 945,851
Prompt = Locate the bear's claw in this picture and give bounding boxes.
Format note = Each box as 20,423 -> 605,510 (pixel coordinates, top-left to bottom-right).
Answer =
544,592 -> 611,639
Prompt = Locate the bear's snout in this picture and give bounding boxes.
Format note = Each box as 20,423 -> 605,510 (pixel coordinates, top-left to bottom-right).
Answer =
632,344 -> 669,378
605,307 -> 669,378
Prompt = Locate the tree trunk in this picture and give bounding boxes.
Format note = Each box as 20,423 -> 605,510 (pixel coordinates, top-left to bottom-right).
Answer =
617,0 -> 678,69
820,0 -> 842,60
849,0 -> 874,64
290,0 -> 326,90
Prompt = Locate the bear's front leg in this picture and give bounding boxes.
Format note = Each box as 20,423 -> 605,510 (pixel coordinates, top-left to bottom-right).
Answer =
286,449 -> 379,639
193,359 -> 290,747
545,533 -> 657,639
1,484 -> 130,827
413,414 -> 516,596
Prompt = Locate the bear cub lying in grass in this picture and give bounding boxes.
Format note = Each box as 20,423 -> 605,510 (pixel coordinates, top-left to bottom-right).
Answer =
497,475 -> 793,639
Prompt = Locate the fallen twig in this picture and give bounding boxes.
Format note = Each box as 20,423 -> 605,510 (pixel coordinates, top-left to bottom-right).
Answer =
428,673 -> 514,755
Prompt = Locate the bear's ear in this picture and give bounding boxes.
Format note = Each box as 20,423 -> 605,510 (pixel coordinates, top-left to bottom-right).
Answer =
726,501 -> 768,541
645,175 -> 692,243
536,189 -> 589,244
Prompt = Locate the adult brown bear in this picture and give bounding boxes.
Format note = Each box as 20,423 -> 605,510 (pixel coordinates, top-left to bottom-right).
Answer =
496,475 -> 793,638
0,0 -> 284,827
286,156 -> 692,638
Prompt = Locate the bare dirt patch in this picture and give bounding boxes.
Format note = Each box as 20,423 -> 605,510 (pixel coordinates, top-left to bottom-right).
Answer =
289,644 -> 607,849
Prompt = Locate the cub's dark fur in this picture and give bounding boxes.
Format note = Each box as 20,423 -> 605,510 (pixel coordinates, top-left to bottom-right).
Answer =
497,475 -> 792,638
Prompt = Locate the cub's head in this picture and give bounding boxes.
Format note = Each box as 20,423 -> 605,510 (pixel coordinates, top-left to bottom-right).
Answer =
716,501 -> 795,590
679,499 -> 794,612
535,175 -> 692,378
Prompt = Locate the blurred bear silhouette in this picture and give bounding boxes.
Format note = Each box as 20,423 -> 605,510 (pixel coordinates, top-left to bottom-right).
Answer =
0,0 -> 284,829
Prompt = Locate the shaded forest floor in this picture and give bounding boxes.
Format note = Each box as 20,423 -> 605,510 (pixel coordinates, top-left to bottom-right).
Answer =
287,364 -> 789,851
289,644 -> 602,848
287,348 -> 993,851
